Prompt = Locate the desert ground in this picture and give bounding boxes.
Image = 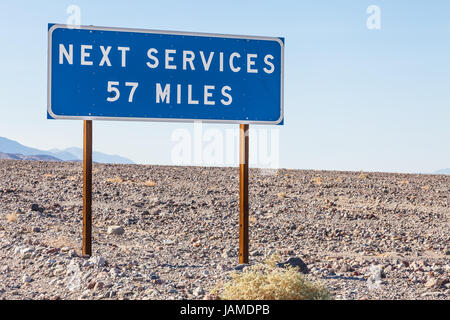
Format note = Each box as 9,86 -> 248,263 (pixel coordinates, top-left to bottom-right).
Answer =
0,159 -> 448,300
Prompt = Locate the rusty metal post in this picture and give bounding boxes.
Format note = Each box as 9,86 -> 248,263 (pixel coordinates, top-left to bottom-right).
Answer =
83,120 -> 92,256
239,124 -> 249,264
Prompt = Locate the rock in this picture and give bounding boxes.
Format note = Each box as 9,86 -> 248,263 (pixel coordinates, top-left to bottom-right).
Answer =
68,250 -> 78,257
366,265 -> 385,289
234,264 -> 251,271
193,241 -> 201,248
46,248 -> 60,255
277,257 -> 309,274
110,268 -> 120,278
222,250 -> 233,258
21,252 -> 32,260
89,256 -> 107,267
250,250 -> 263,257
203,294 -> 220,300
193,287 -> 204,297
421,292 -> 440,298
1,265 -> 10,273
22,275 -> 32,283
339,264 -> 353,273
20,247 -> 34,255
425,278 -> 437,288
80,290 -> 91,299
94,281 -> 104,291
32,227 -> 41,233
30,204 -> 44,213
384,265 -> 393,273
87,280 -> 96,289
107,226 -> 125,235
150,273 -> 159,280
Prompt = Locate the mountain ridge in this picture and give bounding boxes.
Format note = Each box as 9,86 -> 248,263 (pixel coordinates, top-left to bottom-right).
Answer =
0,152 -> 62,162
434,168 -> 450,175
0,136 -> 134,164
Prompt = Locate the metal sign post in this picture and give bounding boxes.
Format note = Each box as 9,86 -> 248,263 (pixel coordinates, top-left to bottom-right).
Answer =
83,120 -> 92,256
239,124 -> 249,264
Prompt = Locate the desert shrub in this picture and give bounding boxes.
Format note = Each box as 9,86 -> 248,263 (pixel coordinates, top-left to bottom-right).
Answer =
218,255 -> 332,300
358,172 -> 368,179
310,177 -> 323,185
276,192 -> 287,198
144,180 -> 157,187
335,176 -> 344,183
6,213 -> 18,222
106,176 -> 123,183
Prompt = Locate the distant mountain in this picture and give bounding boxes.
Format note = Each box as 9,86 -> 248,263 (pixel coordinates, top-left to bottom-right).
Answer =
0,137 -> 135,164
434,168 -> 450,175
0,152 -> 61,161
63,147 -> 134,164
0,137 -> 53,157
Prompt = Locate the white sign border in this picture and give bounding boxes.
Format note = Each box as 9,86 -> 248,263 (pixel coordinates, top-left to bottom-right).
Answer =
47,24 -> 284,125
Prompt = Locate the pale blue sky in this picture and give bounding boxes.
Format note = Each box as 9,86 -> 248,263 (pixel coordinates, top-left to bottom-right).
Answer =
0,0 -> 449,173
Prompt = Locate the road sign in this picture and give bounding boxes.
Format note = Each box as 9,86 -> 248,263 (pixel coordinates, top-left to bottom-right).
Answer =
48,24 -> 284,124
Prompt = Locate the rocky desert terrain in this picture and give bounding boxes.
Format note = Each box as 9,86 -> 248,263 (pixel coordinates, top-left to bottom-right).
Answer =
0,159 -> 448,300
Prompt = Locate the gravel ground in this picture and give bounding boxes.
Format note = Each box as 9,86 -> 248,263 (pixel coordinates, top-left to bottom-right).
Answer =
0,159 -> 448,300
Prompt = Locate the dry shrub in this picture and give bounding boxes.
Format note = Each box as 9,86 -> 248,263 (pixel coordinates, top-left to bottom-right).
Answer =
310,177 -> 323,185
46,235 -> 81,255
6,213 -> 18,222
335,176 -> 344,183
358,172 -> 368,179
218,255 -> 331,300
43,173 -> 53,178
422,185 -> 430,191
106,177 -> 123,184
277,192 -> 287,198
144,180 -> 157,187
398,180 -> 409,185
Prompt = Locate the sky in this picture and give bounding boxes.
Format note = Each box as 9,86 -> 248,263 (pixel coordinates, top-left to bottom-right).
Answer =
0,0 -> 449,173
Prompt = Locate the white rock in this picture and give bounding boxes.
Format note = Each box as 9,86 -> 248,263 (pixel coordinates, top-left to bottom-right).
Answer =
80,290 -> 91,299
110,268 -> 120,278
20,247 -> 34,254
425,278 -> 437,288
22,275 -> 32,283
89,256 -> 107,267
21,252 -> 32,260
193,287 -> 204,297
107,226 -> 125,235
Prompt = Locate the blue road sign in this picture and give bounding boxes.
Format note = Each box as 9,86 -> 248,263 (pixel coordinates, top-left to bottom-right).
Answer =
48,24 -> 284,124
